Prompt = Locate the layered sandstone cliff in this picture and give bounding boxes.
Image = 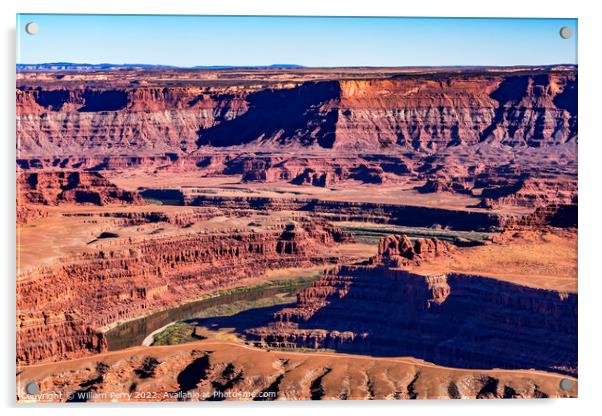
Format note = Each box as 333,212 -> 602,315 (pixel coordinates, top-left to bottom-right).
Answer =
17,171 -> 142,206
16,69 -> 577,156
15,67 -> 578,374
247,235 -> 577,376
139,190 -> 507,231
16,171 -> 143,225
373,234 -> 455,267
16,68 -> 578,215
17,216 -> 353,364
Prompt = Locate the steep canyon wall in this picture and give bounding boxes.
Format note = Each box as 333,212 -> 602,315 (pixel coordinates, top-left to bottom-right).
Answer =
17,70 -> 577,156
17,217 -> 352,364
247,235 -> 577,376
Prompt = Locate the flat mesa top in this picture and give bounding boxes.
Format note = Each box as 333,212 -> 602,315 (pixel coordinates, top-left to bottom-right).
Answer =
16,65 -> 577,89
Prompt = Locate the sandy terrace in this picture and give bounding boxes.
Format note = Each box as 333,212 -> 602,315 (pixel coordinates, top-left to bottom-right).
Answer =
108,170 -> 527,214
405,229 -> 577,293
17,203 -> 376,275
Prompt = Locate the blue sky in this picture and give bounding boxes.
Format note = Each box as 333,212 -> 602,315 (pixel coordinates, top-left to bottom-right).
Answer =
16,14 -> 577,67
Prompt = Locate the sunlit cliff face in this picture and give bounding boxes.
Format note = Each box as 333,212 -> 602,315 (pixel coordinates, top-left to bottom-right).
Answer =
16,69 -> 577,155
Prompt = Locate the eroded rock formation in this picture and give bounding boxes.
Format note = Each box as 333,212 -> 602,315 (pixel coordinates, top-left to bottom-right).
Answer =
16,343 -> 576,402
246,235 -> 577,376
16,67 -> 578,215
374,234 -> 455,267
17,171 -> 142,206
16,69 -> 577,155
15,66 -> 579,392
141,191 -> 507,231
16,217 -> 353,364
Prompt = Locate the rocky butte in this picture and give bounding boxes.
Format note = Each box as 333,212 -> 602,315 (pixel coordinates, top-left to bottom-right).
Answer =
246,234 -> 577,377
16,66 -> 577,223
16,65 -> 577,401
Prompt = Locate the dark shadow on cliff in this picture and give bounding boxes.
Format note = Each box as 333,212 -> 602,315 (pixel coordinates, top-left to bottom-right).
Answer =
176,194 -> 502,232
479,75 -> 529,143
79,90 -> 128,112
480,74 -> 578,146
187,303 -> 294,335
106,289 -> 296,351
29,88 -> 129,112
196,81 -> 340,148
33,89 -> 71,111
553,76 -> 578,139
246,268 -> 578,376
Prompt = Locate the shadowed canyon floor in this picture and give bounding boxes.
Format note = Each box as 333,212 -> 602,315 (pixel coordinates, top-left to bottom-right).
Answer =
245,232 -> 577,376
16,66 -> 577,401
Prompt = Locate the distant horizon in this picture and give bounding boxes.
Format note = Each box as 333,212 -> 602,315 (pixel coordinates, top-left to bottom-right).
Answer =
17,15 -> 577,67
16,62 -> 578,69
